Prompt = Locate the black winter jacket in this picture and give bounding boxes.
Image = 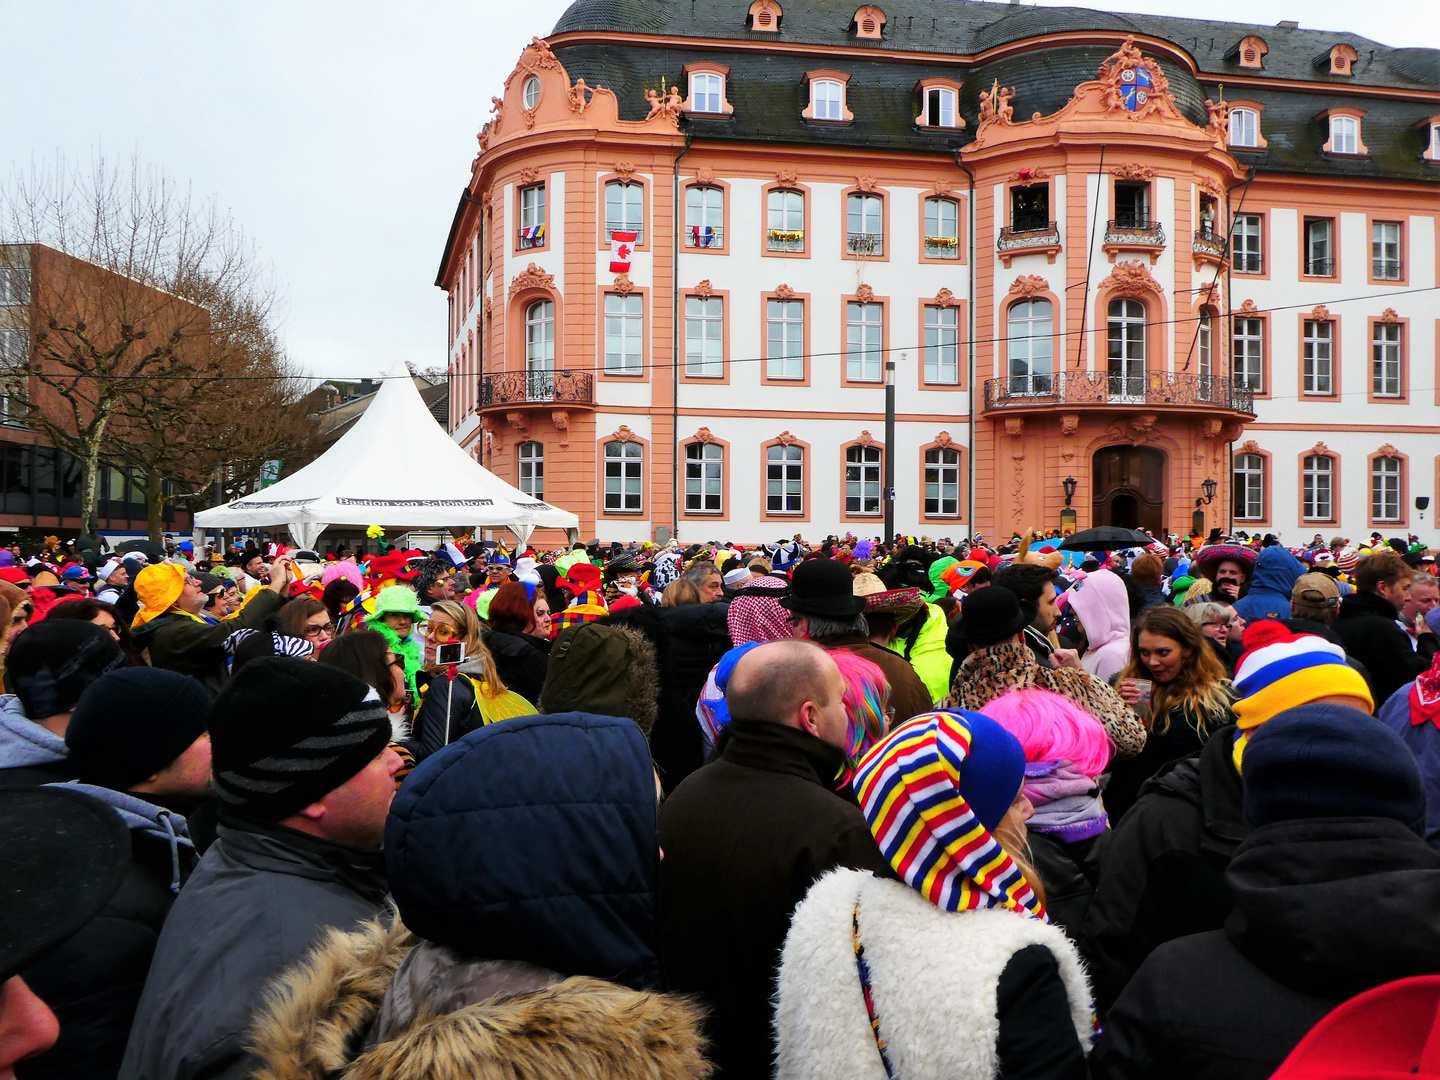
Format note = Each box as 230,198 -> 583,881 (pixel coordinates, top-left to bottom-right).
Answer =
1103,700 -> 1235,825
652,601 -> 732,792
1092,816 -> 1440,1079
481,627 -> 551,705
20,790 -> 196,1080
1081,728 -> 1247,1012
118,815 -> 388,1080
1334,589 -> 1438,709
1028,831 -> 1103,938
658,720 -> 892,1079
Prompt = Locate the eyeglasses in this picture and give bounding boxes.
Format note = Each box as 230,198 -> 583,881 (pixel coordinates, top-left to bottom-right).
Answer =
303,622 -> 335,638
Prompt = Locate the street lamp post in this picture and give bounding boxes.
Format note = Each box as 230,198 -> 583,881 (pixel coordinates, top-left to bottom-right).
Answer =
1194,476 -> 1218,536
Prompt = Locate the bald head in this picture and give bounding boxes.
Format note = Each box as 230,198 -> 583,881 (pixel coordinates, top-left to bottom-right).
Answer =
726,639 -> 848,748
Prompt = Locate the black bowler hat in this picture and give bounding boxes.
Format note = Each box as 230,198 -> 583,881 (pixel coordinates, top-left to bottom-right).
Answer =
779,559 -> 866,619
951,586 -> 1038,644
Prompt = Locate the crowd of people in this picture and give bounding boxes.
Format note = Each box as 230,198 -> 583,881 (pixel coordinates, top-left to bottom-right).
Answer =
3,522 -> 1440,1078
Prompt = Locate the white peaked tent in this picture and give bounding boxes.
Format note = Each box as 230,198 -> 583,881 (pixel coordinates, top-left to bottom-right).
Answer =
195,364 -> 579,549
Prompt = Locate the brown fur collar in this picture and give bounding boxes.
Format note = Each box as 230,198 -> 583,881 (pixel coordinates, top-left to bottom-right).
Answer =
247,914 -> 710,1080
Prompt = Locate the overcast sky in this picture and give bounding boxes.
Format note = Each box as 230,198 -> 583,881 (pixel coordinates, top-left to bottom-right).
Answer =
2,0 -> 1435,383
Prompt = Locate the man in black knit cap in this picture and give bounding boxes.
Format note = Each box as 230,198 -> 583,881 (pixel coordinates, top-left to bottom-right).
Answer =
120,657 -> 401,1080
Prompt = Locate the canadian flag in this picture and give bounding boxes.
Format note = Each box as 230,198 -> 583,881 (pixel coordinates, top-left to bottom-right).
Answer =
609,231 -> 637,273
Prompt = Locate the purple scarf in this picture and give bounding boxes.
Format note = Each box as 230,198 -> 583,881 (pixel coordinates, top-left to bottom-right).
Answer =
1023,760 -> 1108,843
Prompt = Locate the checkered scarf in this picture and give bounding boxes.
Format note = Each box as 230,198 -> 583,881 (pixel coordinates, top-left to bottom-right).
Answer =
551,590 -> 609,635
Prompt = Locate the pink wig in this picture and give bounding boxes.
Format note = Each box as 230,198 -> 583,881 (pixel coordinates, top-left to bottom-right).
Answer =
829,650 -> 892,781
980,688 -> 1112,778
321,559 -> 364,591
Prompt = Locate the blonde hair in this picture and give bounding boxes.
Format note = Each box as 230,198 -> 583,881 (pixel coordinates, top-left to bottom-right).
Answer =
1121,605 -> 1232,737
661,580 -> 702,607
993,810 -> 1047,911
428,599 -> 507,695
1182,577 -> 1214,605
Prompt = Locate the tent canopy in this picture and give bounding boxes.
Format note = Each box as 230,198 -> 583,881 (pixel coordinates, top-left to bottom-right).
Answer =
195,364 -> 579,548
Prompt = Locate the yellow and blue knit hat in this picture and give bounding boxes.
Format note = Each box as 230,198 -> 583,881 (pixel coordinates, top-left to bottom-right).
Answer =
1231,623 -> 1374,770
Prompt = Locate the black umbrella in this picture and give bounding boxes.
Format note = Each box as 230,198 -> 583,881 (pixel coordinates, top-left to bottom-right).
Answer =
1059,526 -> 1155,552
114,539 -> 165,563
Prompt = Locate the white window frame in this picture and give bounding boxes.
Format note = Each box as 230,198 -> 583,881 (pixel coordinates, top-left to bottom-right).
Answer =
685,185 -> 724,248
524,300 -> 554,373
924,86 -> 957,127
1228,107 -> 1259,147
684,295 -> 724,378
522,76 -> 541,110
1197,312 -> 1213,397
1302,455 -> 1333,521
517,441 -> 544,499
1234,317 -> 1265,393
1330,114 -> 1359,155
684,442 -> 723,514
812,78 -> 844,122
0,329 -> 28,369
605,180 -> 644,243
924,447 -> 961,517
1373,322 -> 1402,397
519,184 -> 546,248
1304,218 -> 1334,276
603,293 -> 644,376
1303,320 -> 1333,395
1106,298 -> 1146,399
845,444 -> 883,516
690,71 -> 723,114
767,188 -> 804,252
923,304 -> 959,384
766,444 -> 804,515
923,196 -> 959,259
1233,453 -> 1265,521
1232,214 -> 1263,273
1007,299 -> 1054,395
766,299 -> 804,380
1372,457 -> 1402,523
0,268 -> 30,306
845,301 -> 883,382
603,441 -> 644,513
1372,221 -> 1402,280
846,193 -> 883,256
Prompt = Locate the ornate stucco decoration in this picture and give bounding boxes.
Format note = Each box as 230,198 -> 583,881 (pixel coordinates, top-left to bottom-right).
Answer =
693,427 -> 715,444
775,430 -> 798,447
929,180 -> 956,197
694,280 -> 714,298
1203,98 -> 1233,146
518,166 -> 540,185
854,175 -> 879,193
856,431 -> 875,448
1008,275 -> 1050,298
1111,163 -> 1157,181
1377,442 -> 1400,458
508,263 -> 555,300
776,168 -> 798,186
613,160 -> 636,180
1097,38 -> 1182,122
1103,260 -> 1163,299
1059,414 -> 1079,462
1237,299 -> 1260,314
774,283 -> 796,299
1309,441 -> 1331,457
854,283 -> 875,303
933,288 -> 956,308
506,412 -> 530,436
1310,305 -> 1332,321
1379,308 -> 1401,324
644,85 -> 684,124
696,167 -> 716,184
1009,167 -> 1049,184
612,425 -> 638,443
1238,439 -> 1262,455
567,79 -> 593,114
934,431 -> 954,449
978,80 -> 1016,130
612,274 -> 635,295
551,411 -> 570,447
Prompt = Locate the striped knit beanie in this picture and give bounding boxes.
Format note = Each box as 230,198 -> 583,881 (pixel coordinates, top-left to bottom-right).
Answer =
1231,622 -> 1374,771
855,710 -> 1044,920
208,657 -> 392,820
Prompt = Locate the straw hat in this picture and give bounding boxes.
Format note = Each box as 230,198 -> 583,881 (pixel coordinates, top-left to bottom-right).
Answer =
852,572 -> 926,621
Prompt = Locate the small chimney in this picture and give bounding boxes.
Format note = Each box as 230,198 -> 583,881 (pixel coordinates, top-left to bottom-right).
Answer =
1276,20 -> 1299,29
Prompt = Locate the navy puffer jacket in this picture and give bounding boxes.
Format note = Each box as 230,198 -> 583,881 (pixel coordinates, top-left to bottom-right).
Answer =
385,712 -> 661,989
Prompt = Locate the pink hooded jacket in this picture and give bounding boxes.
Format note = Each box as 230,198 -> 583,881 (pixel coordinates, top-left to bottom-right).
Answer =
1068,568 -> 1131,684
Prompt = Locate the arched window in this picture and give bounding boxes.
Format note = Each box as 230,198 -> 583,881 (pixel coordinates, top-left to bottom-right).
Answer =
923,197 -> 959,258
1107,298 -> 1145,399
603,441 -> 643,513
690,71 -> 723,113
812,79 -> 845,121
605,180 -> 643,242
517,441 -> 544,499
1007,299 -> 1053,395
924,447 -> 961,517
767,188 -> 804,252
1233,452 -> 1265,521
1330,115 -> 1359,155
1228,108 -> 1259,147
524,299 -> 555,399
923,86 -> 957,127
1302,455 -> 1333,521
846,193 -> 883,256
685,185 -> 724,248
684,442 -> 723,513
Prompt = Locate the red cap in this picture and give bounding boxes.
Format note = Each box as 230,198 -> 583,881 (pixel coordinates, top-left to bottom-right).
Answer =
1271,975 -> 1440,1079
0,567 -> 29,584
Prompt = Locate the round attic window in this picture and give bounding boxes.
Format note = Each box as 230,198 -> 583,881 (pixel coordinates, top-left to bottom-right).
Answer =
523,76 -> 541,110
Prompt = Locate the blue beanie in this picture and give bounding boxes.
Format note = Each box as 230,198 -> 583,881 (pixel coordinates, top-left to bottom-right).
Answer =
1242,703 -> 1425,832
953,709 -> 1027,832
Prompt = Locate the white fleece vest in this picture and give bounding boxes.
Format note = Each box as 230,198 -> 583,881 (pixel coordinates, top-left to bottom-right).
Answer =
774,869 -> 1093,1080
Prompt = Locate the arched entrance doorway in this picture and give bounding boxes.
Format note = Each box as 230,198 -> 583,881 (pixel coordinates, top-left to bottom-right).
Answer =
1093,445 -> 1165,535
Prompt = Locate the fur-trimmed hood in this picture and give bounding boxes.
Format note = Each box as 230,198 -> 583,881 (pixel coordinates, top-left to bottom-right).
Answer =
249,915 -> 710,1080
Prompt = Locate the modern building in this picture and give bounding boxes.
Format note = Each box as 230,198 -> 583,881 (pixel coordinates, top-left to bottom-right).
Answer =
0,243 -> 198,538
438,0 -> 1439,546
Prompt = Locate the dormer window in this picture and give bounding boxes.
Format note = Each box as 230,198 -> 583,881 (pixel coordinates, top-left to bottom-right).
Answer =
684,63 -> 734,116
747,0 -> 781,31
802,70 -> 853,123
915,79 -> 965,129
1229,108 -> 1259,148
1419,116 -> 1440,163
1231,35 -> 1269,69
1320,108 -> 1368,156
1324,43 -> 1358,75
852,5 -> 886,38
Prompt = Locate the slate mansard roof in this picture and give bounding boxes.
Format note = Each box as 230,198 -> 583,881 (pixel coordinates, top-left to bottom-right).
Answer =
548,0 -> 1440,182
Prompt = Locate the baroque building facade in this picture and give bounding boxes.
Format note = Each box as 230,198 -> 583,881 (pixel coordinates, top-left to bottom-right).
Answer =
438,0 -> 1440,545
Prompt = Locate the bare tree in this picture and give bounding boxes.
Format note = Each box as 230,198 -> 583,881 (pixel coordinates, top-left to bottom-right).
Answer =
0,154 -> 279,533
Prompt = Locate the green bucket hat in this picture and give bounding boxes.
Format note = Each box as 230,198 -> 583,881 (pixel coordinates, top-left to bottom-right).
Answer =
369,584 -> 426,621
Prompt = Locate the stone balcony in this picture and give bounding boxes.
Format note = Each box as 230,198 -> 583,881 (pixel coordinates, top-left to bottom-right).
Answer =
982,370 -> 1254,418
479,369 -> 595,411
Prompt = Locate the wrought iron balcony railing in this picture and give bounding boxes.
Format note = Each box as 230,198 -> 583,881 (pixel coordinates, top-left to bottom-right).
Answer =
923,235 -> 961,258
1104,218 -> 1166,248
685,225 -> 723,248
1373,258 -> 1404,280
1192,228 -> 1226,259
846,232 -> 883,256
983,370 -> 1255,414
479,369 -> 595,408
766,229 -> 804,252
998,220 -> 1061,253
1304,257 -> 1335,277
